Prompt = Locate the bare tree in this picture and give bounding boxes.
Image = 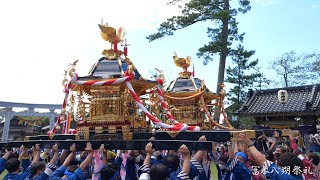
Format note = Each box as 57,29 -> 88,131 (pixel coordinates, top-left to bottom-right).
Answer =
270,51 -> 320,87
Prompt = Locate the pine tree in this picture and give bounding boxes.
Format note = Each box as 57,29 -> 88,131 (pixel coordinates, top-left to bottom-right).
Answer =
225,45 -> 261,128
254,67 -> 271,90
146,0 -> 251,95
226,45 -> 261,107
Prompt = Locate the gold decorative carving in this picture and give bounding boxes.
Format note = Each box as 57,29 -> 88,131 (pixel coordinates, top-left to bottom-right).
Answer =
77,127 -> 89,140
281,130 -> 300,137
24,136 -> 30,141
49,133 -> 55,140
123,132 -> 132,140
95,127 -> 103,134
231,130 -> 256,141
102,49 -> 123,59
108,126 -> 117,134
179,72 -> 192,78
98,20 -> 126,59
173,52 -> 191,70
167,131 -> 180,139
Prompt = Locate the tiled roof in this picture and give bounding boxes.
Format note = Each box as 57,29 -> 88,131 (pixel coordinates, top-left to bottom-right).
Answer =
236,84 -> 320,117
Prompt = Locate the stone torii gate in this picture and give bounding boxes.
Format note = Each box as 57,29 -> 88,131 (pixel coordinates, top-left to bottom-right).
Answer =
0,101 -> 61,142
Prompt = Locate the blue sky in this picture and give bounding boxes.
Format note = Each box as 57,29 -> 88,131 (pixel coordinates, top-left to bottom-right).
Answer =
238,0 -> 320,67
0,0 -> 319,106
132,0 -> 320,92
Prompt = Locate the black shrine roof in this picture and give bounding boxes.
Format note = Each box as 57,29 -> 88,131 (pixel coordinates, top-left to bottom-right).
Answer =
78,57 -> 156,84
166,77 -> 214,94
236,84 -> 320,117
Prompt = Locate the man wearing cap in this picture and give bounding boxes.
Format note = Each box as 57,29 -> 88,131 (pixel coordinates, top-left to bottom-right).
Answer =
225,141 -> 252,180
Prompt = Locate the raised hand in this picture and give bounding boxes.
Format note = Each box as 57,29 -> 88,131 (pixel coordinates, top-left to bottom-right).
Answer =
145,142 -> 153,155
52,144 -> 59,153
70,143 -> 76,152
199,135 -> 206,141
178,144 -> 190,157
85,142 -> 93,153
239,133 -> 253,146
258,133 -> 267,141
99,144 -> 105,152
286,129 -> 294,140
32,144 -> 40,153
20,145 -> 27,154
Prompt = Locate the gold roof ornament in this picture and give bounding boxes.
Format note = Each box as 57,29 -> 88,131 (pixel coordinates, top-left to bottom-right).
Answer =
99,19 -> 126,59
173,52 -> 192,78
62,70 -> 68,87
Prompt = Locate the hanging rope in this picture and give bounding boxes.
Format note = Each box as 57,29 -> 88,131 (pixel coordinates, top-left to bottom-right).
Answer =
156,78 -> 179,124
199,95 -> 235,130
49,66 -> 201,136
125,81 -> 196,131
218,90 -> 234,129
163,90 -> 205,100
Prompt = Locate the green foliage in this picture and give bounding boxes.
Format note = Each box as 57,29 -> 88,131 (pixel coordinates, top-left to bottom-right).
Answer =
239,116 -> 255,129
225,45 -> 262,105
224,45 -> 265,130
254,66 -> 271,90
42,117 -> 50,126
229,115 -> 255,129
146,0 -> 251,65
269,51 -> 320,87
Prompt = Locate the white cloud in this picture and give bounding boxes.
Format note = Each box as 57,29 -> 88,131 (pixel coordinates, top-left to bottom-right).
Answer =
0,0 -> 183,105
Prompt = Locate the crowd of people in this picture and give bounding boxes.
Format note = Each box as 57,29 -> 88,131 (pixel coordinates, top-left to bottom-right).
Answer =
0,129 -> 319,180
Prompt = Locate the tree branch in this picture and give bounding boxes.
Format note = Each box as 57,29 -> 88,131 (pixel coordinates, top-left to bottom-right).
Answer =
146,14 -> 210,42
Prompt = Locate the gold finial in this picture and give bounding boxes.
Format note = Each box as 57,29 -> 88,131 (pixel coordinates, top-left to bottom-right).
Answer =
99,20 -> 126,59
99,19 -> 116,43
173,52 -> 192,78
99,19 -> 126,43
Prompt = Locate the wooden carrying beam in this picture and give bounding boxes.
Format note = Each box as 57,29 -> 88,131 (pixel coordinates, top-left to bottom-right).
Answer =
23,129 -> 299,143
0,140 -> 212,151
0,129 -> 298,151
132,129 -> 297,142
